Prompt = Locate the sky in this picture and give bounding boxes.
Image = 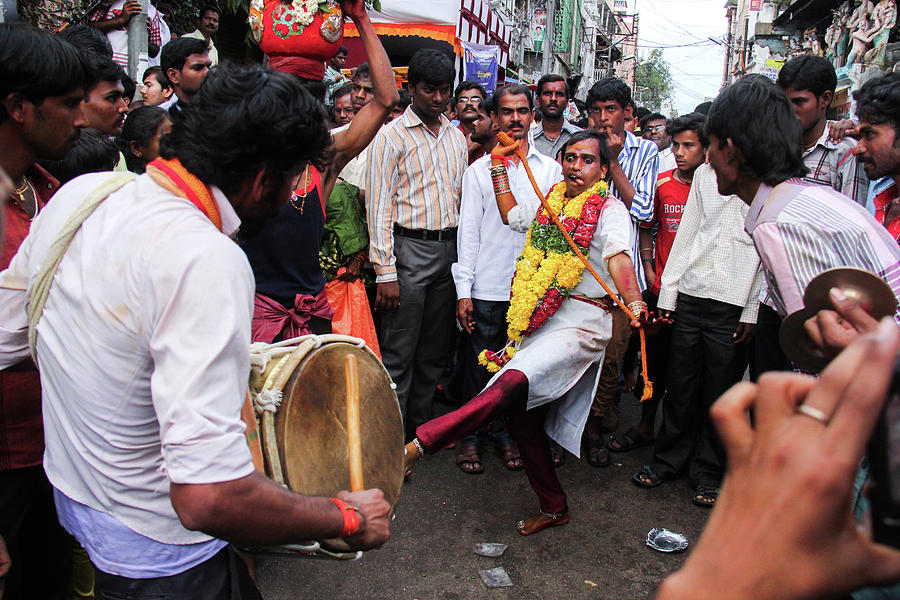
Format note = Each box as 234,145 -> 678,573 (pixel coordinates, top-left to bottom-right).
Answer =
631,0 -> 729,115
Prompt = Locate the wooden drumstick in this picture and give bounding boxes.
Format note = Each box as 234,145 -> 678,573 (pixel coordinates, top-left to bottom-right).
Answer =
344,354 -> 364,492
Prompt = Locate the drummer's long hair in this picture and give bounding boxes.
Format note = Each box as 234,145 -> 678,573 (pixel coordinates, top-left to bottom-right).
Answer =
161,61 -> 332,198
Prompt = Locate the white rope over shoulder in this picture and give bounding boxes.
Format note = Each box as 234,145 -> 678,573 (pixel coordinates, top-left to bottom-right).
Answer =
27,173 -> 137,362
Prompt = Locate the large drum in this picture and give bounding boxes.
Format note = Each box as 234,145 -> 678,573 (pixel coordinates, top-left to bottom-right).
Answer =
243,334 -> 403,553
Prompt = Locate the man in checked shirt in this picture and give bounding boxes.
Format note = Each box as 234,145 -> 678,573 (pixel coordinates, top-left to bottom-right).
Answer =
777,55 -> 869,206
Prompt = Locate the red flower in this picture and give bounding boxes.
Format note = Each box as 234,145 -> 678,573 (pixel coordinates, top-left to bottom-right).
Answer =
292,21 -> 302,31
273,22 -> 289,36
537,212 -> 550,225
561,217 -> 577,233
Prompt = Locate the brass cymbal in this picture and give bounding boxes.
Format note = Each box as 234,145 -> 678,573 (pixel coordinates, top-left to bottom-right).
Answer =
779,308 -> 830,372
803,267 -> 898,319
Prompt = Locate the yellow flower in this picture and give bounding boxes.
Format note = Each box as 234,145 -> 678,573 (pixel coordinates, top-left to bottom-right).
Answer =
505,180 -> 606,340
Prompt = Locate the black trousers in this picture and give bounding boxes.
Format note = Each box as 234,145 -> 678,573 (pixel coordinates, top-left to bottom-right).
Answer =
650,294 -> 749,487
94,546 -> 262,600
0,465 -> 71,600
750,302 -> 790,381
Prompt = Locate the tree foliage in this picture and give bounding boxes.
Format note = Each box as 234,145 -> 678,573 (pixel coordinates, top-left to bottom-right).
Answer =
634,48 -> 674,112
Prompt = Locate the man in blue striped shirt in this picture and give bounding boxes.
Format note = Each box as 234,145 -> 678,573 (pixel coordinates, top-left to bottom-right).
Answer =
581,78 -> 659,464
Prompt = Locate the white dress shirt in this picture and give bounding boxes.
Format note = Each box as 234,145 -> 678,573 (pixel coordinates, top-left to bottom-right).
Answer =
452,146 -> 562,301
0,172 -> 255,546
658,146 -> 677,173
657,163 -> 763,323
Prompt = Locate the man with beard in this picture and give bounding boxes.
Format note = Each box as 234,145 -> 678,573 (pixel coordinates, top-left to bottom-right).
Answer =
0,25 -> 89,600
184,5 -> 221,67
367,49 -> 468,443
159,37 -> 211,114
452,87 -> 561,474
453,81 -> 488,164
532,74 -> 581,160
852,72 -> 900,244
0,60 -> 391,599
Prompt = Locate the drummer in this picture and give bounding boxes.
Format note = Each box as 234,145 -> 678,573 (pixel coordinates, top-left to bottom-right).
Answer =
404,130 -> 648,535
703,75 -> 900,356
0,49 -> 390,599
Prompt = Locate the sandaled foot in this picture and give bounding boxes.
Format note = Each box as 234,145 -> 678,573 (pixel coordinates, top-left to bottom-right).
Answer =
404,440 -> 423,477
500,444 -> 524,471
608,427 -> 654,453
632,465 -> 667,488
692,485 -> 719,508
549,441 -> 566,467
516,511 -> 569,536
587,444 -> 611,468
456,443 -> 483,474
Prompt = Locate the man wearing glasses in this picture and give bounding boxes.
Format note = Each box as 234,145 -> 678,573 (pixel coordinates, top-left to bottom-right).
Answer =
641,112 -> 676,171
532,74 -> 582,160
454,82 -> 488,165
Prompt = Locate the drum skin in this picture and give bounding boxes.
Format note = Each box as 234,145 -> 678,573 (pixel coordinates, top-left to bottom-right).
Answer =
274,341 -> 404,516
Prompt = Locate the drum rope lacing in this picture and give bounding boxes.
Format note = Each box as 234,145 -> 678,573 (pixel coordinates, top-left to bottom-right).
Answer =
249,334 -> 368,414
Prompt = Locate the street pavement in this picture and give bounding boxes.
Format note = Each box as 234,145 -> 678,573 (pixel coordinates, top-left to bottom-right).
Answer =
256,393 -> 711,599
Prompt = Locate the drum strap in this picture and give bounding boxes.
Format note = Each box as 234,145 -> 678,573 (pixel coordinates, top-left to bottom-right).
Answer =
27,172 -> 137,360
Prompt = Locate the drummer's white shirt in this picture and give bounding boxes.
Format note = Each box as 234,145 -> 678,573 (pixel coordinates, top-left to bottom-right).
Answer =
0,172 -> 256,565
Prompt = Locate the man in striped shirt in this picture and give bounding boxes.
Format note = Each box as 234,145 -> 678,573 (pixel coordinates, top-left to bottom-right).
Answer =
366,49 -> 468,442
706,74 -> 900,359
581,78 -> 659,462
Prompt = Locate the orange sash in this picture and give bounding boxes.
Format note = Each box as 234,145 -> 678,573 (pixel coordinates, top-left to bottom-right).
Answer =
146,157 -> 222,232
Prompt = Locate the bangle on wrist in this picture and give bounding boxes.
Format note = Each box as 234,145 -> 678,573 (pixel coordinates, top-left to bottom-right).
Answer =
331,498 -> 362,538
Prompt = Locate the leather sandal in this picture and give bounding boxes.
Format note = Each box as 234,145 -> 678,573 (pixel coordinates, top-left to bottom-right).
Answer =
500,443 -> 524,471
456,443 -> 484,474
516,511 -> 570,536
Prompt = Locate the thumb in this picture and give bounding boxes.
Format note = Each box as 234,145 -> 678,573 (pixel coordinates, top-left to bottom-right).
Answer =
857,543 -> 900,589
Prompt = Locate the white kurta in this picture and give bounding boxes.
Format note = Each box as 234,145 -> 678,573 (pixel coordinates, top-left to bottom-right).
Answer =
486,193 -> 634,456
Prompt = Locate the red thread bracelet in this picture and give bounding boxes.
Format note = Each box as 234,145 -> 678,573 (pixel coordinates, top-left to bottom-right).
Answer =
331,498 -> 361,537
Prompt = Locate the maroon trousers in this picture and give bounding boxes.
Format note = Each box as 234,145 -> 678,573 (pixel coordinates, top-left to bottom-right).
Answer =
415,370 -> 567,515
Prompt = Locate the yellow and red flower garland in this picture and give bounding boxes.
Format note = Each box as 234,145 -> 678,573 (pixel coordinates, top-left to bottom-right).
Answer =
479,180 -> 609,372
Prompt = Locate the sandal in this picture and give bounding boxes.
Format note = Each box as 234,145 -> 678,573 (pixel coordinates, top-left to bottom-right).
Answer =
608,427 -> 654,453
456,444 -> 484,474
587,443 -> 611,468
692,485 -> 719,508
404,440 -> 422,479
500,443 -> 524,471
516,511 -> 569,536
549,441 -> 566,467
632,465 -> 667,488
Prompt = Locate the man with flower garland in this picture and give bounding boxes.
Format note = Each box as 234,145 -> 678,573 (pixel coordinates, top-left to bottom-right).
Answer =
404,130 -> 647,536
452,86 -> 561,474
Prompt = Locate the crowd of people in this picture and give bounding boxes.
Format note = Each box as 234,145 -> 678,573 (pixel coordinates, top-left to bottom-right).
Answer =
2,1 -> 900,598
